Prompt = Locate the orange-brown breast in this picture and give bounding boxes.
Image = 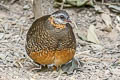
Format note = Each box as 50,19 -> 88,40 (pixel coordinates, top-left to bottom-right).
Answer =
29,48 -> 75,66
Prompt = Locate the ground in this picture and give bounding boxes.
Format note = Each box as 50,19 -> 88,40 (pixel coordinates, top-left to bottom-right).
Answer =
0,0 -> 120,80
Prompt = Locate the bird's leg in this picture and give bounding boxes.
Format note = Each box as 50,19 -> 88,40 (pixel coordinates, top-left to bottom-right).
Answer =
50,65 -> 63,79
30,63 -> 42,72
52,65 -> 57,71
52,65 -> 61,71
30,63 -> 48,72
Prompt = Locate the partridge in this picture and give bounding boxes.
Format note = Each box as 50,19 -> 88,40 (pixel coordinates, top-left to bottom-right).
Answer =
25,10 -> 76,69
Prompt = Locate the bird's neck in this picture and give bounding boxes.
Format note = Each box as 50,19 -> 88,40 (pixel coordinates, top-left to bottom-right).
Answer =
48,17 -> 66,29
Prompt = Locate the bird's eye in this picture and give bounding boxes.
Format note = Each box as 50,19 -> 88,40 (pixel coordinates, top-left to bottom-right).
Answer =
60,15 -> 65,19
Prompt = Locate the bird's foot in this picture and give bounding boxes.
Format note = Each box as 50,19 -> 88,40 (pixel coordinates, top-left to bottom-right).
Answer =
30,64 -> 48,72
61,57 -> 83,74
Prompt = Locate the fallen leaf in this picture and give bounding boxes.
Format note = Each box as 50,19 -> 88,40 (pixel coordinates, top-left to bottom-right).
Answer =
75,50 -> 90,58
77,33 -> 87,41
61,58 -> 81,74
94,5 -> 104,13
96,22 -> 105,29
87,25 -> 100,44
23,5 -> 30,10
107,29 -> 119,41
116,24 -> 120,32
54,0 -> 94,7
101,13 -> 112,27
30,78 -> 36,80
90,44 -> 103,51
116,16 -> 120,23
0,33 -> 4,40
101,13 -> 113,32
108,5 -> 120,13
0,11 -> 7,19
101,26 -> 113,32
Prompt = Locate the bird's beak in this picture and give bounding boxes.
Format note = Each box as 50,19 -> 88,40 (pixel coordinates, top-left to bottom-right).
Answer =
66,19 -> 78,29
65,18 -> 72,23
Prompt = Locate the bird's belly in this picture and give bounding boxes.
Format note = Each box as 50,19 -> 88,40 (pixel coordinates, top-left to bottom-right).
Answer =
29,51 -> 55,64
54,49 -> 75,66
29,49 -> 75,66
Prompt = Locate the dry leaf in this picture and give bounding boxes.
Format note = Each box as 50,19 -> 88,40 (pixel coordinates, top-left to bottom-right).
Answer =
101,13 -> 113,32
90,44 -> 103,51
61,58 -> 79,74
94,5 -> 104,13
116,16 -> 120,23
101,27 -> 113,32
77,33 -> 87,41
116,24 -> 120,32
107,29 -> 119,41
0,11 -> 7,19
101,13 -> 112,27
30,78 -> 36,80
0,33 -> 4,40
116,16 -> 120,32
108,5 -> 120,13
87,25 -> 100,44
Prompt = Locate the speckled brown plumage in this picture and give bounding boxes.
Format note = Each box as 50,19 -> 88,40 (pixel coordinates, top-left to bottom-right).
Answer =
25,10 -> 76,67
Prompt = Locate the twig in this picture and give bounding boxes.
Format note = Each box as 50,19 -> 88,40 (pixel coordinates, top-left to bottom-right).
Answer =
60,0 -> 65,10
32,0 -> 43,19
116,24 -> 120,32
54,2 -> 72,8
102,0 -> 104,4
30,67 -> 42,72
75,51 -> 120,62
0,3 -> 9,11
80,58 -> 120,62
19,26 -> 24,39
97,2 -> 120,5
10,0 -> 19,4
75,50 -> 91,58
72,20 -> 78,29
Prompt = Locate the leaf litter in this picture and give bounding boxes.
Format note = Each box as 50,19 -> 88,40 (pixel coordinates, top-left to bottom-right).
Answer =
0,0 -> 120,80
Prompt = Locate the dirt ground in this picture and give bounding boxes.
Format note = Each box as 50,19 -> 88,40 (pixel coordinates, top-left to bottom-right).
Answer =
0,0 -> 120,80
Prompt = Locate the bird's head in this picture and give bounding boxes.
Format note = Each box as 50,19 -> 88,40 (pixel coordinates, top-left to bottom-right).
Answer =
48,10 -> 71,29
51,10 -> 71,24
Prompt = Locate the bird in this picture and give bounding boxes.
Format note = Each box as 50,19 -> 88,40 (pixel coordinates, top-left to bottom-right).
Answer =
25,10 -> 76,70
